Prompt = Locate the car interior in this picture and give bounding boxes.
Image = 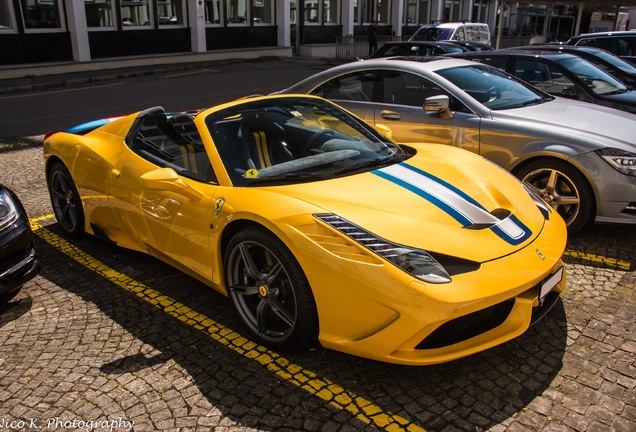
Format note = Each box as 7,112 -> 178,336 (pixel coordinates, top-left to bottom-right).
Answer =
126,108 -> 217,183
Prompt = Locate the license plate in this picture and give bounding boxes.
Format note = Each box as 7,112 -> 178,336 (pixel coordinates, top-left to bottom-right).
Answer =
540,267 -> 563,303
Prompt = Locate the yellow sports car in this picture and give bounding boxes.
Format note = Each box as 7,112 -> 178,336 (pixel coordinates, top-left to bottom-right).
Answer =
43,95 -> 566,366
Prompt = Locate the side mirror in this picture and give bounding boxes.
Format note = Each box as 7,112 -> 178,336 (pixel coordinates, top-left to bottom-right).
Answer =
423,95 -> 450,111
423,95 -> 454,119
141,168 -> 203,201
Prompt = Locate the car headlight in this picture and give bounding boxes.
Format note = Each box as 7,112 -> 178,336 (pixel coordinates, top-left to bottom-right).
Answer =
523,184 -> 552,220
315,214 -> 451,284
0,190 -> 19,232
596,148 -> 636,176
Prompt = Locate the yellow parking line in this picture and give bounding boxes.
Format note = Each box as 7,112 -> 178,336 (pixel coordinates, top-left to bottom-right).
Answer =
564,249 -> 631,270
30,217 -> 426,432
164,69 -> 219,78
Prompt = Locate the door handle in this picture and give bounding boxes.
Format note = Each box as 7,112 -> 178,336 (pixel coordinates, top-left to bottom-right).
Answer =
380,110 -> 401,120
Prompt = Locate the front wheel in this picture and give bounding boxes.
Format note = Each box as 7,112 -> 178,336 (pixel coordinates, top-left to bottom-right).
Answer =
516,159 -> 594,234
48,162 -> 85,238
224,227 -> 318,350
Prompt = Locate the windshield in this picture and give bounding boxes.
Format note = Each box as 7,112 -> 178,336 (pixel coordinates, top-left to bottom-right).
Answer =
435,64 -> 550,110
205,98 -> 405,186
557,56 -> 628,95
411,27 -> 453,41
587,49 -> 636,73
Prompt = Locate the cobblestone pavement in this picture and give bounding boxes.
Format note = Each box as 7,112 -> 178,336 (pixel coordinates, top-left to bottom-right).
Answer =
0,138 -> 634,432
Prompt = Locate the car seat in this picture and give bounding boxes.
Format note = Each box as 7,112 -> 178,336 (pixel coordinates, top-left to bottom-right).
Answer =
238,111 -> 294,171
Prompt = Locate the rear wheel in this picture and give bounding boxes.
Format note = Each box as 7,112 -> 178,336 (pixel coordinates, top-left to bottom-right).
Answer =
224,227 -> 318,350
516,159 -> 594,234
48,162 -> 85,238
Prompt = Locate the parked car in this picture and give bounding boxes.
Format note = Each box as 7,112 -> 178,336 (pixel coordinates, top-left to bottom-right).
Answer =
508,45 -> 636,86
409,22 -> 491,45
454,49 -> 636,114
369,41 -> 467,58
567,31 -> 636,65
279,57 -> 636,233
0,184 -> 40,303
445,40 -> 494,51
43,94 -> 567,366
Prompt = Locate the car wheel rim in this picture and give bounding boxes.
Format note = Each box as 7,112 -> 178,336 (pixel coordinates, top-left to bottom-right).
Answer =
50,171 -> 79,232
226,240 -> 298,343
522,167 -> 580,226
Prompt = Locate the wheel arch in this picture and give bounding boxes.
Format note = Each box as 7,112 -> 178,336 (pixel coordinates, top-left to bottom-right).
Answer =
510,154 -> 599,210
216,218 -> 296,291
44,155 -> 66,187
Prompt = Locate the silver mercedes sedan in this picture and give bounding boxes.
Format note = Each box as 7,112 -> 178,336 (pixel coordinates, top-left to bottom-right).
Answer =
279,57 -> 636,233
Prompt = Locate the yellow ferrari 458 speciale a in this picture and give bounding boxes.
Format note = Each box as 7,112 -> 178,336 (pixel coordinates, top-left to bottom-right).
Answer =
44,95 -> 566,365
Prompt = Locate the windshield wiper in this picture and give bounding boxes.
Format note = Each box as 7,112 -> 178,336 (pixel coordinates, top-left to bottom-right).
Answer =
246,172 -> 330,186
335,154 -> 411,176
522,97 -> 549,106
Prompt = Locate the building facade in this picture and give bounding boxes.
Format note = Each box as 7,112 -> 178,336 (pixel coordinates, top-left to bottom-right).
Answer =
0,0 -> 630,66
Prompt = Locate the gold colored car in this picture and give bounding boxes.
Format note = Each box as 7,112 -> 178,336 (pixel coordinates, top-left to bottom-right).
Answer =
44,95 -> 566,365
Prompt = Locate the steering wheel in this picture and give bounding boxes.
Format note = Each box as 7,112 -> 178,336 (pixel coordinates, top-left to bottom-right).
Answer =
485,86 -> 501,102
302,130 -> 334,156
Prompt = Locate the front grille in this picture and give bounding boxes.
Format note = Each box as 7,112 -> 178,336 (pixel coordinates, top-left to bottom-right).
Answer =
416,299 -> 515,350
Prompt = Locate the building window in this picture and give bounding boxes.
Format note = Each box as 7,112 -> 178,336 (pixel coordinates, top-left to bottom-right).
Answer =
418,0 -> 429,24
253,0 -> 273,24
227,0 -> 248,24
0,0 -> 17,31
304,0 -> 317,23
473,0 -> 488,23
205,0 -> 222,24
356,0 -> 388,24
444,0 -> 460,21
121,0 -> 152,27
323,0 -> 338,24
84,0 -> 115,28
157,0 -> 184,25
20,0 -> 63,29
404,0 -> 428,26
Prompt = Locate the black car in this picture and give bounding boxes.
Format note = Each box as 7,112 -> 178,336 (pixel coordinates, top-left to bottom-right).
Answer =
0,184 -> 39,303
369,41 -> 467,58
509,45 -> 636,86
454,49 -> 636,114
567,31 -> 636,66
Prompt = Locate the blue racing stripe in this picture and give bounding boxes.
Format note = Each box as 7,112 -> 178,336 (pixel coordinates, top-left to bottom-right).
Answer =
373,168 -> 473,226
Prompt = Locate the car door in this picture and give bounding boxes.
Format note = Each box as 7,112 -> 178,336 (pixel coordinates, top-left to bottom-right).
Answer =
371,69 -> 481,154
112,110 -> 219,282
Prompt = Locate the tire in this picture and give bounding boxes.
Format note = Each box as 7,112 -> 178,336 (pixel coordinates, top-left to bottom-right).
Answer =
48,162 -> 85,238
224,227 -> 318,350
516,159 -> 594,234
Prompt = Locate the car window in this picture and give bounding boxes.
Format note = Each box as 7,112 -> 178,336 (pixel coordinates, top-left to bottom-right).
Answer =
474,57 -> 506,71
128,112 -> 216,183
436,64 -> 549,110
380,70 -> 447,107
309,71 -> 375,101
557,56 -> 628,95
515,59 -> 563,86
452,27 -> 465,41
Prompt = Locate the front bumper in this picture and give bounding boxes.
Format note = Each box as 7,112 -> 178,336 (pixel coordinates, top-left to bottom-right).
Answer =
571,152 -> 636,224
0,216 -> 40,297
